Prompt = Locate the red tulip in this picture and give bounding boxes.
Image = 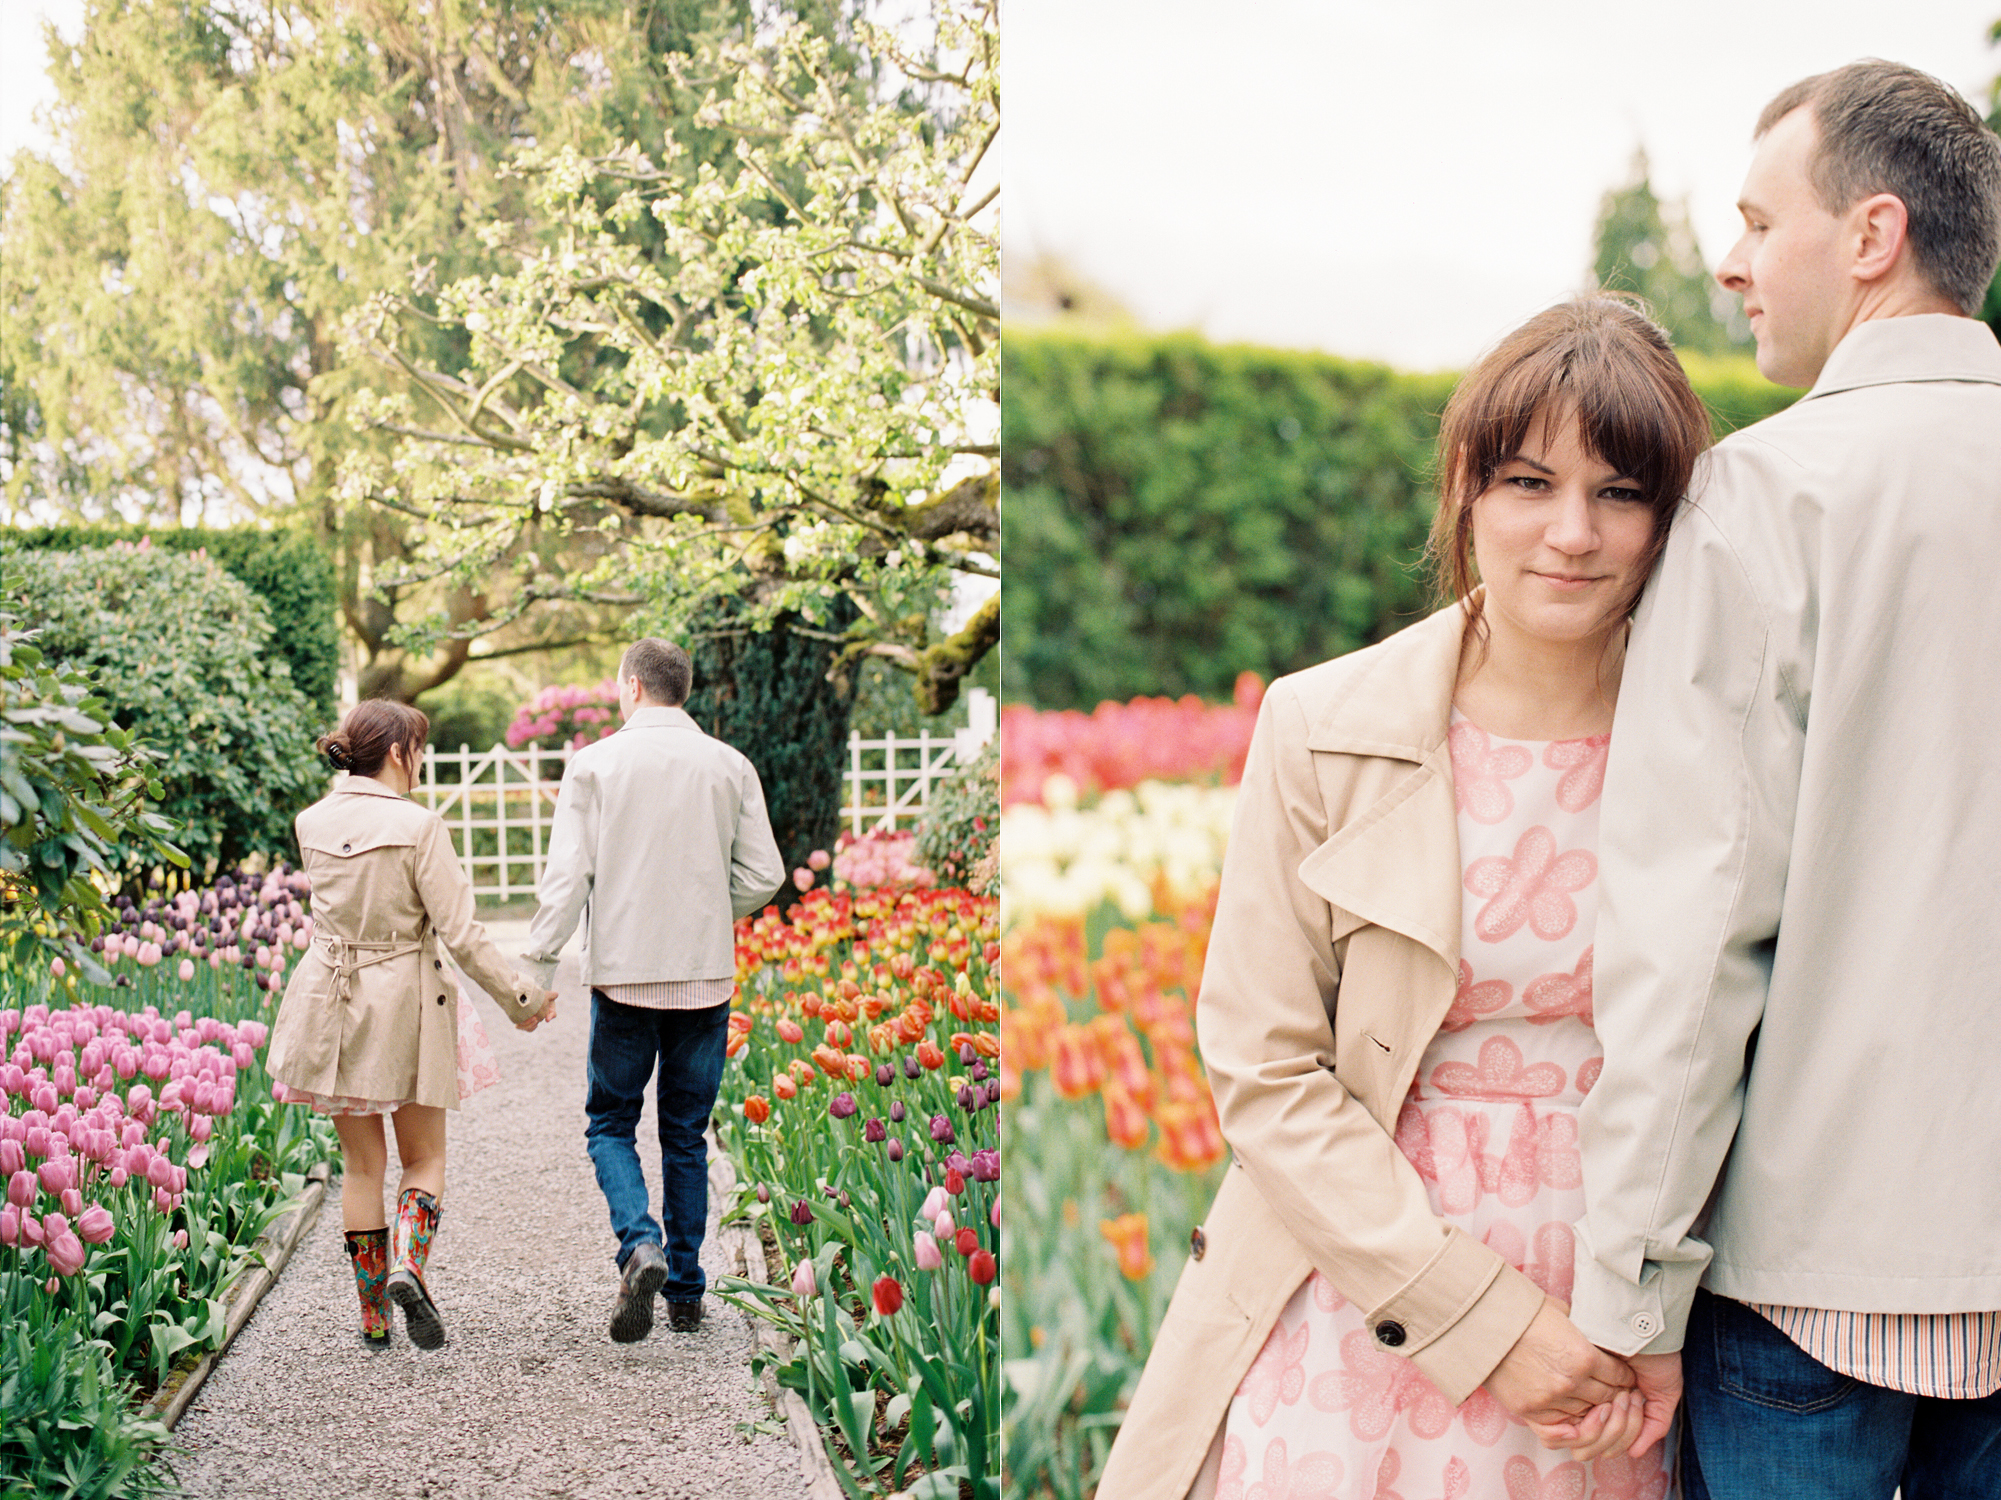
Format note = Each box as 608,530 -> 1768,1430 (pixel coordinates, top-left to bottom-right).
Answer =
967,1249 -> 996,1285
871,1275 -> 904,1317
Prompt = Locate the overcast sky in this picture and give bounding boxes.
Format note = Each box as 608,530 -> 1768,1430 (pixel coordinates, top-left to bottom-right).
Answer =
1004,0 -> 2000,369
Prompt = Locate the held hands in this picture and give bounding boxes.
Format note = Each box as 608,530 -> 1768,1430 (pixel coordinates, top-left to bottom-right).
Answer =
1527,1350 -> 1682,1464
514,990 -> 560,1032
1482,1296 -> 1638,1428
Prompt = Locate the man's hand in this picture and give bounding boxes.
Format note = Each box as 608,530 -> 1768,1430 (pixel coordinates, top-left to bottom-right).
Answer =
1529,1349 -> 1682,1462
515,991 -> 559,1032
1482,1296 -> 1638,1423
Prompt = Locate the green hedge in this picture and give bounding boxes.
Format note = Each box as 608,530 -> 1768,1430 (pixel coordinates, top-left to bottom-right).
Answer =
8,524 -> 340,714
1000,329 -> 1800,710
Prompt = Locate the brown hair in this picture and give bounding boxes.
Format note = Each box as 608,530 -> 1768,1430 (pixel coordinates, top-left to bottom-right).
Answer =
1758,60 -> 2001,316
1426,296 -> 1711,633
620,638 -> 693,706
318,699 -> 430,779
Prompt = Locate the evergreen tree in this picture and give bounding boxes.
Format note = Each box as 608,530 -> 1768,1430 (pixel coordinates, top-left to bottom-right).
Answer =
1591,149 -> 1743,355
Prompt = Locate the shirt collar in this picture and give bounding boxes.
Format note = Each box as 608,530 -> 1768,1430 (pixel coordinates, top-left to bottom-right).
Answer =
620,704 -> 702,733
1808,313 -> 2001,401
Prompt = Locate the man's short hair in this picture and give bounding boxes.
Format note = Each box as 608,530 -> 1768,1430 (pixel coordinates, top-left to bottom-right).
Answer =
1758,59 -> 2001,315
621,638 -> 693,706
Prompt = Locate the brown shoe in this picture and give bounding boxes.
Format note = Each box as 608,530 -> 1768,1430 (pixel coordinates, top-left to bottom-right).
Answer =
611,1242 -> 668,1343
666,1298 -> 703,1333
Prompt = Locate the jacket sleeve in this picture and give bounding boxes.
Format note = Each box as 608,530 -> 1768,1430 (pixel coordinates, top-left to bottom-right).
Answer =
411,817 -> 541,1026
1197,681 -> 1544,1404
1572,475 -> 1805,1355
520,760 -> 599,989
727,758 -> 786,920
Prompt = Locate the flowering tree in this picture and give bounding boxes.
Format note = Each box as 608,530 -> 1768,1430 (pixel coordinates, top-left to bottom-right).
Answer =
338,0 -> 999,715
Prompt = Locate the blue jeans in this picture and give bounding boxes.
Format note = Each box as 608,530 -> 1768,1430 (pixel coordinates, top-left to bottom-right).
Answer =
584,991 -> 730,1303
1682,1287 -> 2001,1500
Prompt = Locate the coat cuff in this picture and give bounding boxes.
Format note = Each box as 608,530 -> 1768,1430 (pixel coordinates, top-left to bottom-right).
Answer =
520,955 -> 559,993
1366,1227 -> 1546,1406
1567,1240 -> 1696,1355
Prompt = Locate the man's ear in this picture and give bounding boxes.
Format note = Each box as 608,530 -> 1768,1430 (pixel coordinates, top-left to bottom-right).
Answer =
1848,191 -> 1911,285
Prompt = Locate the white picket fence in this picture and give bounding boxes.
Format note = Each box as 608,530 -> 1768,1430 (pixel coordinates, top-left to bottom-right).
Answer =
412,689 -> 996,900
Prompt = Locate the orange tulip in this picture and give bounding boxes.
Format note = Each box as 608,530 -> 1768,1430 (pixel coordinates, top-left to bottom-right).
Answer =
772,1074 -> 798,1100
915,1040 -> 946,1071
743,1095 -> 771,1123
1099,1213 -> 1155,1281
1049,1025 -> 1104,1100
776,1018 -> 806,1044
1101,1081 -> 1151,1150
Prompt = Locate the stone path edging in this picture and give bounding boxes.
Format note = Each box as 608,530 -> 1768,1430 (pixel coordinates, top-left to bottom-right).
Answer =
141,1159 -> 333,1429
710,1146 -> 847,1500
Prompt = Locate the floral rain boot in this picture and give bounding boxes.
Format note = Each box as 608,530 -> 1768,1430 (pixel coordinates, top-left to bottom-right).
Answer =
343,1228 -> 391,1349
384,1188 -> 446,1350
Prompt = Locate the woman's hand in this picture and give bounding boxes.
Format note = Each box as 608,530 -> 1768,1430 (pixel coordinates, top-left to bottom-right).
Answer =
1482,1296 -> 1637,1424
515,991 -> 559,1032
1530,1349 -> 1681,1462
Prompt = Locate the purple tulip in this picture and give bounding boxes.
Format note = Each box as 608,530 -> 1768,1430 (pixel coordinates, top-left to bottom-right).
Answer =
864,1118 -> 886,1143
886,1139 -> 904,1163
970,1149 -> 1000,1182
956,1084 -> 976,1111
929,1114 -> 955,1144
828,1092 -> 858,1120
903,1055 -> 921,1080
789,1198 -> 814,1226
874,1062 -> 894,1087
889,1100 -> 906,1123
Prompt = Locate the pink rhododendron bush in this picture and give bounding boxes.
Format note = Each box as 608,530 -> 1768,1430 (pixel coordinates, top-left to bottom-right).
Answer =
1,870 -> 336,1496
504,680 -> 620,751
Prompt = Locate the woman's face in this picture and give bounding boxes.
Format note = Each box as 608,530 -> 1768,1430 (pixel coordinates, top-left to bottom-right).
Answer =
1469,410 -> 1656,651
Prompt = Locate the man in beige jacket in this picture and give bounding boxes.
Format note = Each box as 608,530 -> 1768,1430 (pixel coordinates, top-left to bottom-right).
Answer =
522,638 -> 785,1343
1569,61 -> 2001,1493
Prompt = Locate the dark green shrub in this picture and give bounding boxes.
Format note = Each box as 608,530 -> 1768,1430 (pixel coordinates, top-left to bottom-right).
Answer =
9,524 -> 340,714
6,544 -> 328,876
1001,329 -> 1800,710
0,1313 -> 172,1499
914,741 -> 997,895
685,608 -> 859,891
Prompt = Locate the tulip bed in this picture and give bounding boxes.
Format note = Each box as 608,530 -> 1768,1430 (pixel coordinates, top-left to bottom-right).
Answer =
712,883 -> 1002,1500
0,866 -> 335,1498
999,705 -> 1245,1500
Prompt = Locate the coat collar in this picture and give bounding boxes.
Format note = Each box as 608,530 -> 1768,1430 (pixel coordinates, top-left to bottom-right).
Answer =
1806,313 -> 2001,402
1303,598 -> 1470,762
336,775 -> 407,800
1295,600 -> 1472,977
619,704 -> 702,733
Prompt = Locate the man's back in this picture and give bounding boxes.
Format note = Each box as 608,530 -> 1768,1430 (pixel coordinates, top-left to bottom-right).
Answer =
524,704 -> 785,988
1579,313 -> 2001,1330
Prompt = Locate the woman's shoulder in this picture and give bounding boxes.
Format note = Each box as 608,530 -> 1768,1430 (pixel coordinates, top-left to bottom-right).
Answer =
295,784 -> 440,853
1265,601 -> 1466,740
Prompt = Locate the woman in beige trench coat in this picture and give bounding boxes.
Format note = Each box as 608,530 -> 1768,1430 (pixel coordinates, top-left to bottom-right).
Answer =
268,699 -> 555,1350
1094,299 -> 1711,1500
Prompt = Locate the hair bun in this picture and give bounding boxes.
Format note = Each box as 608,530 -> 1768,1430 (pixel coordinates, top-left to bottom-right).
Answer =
322,737 -> 355,771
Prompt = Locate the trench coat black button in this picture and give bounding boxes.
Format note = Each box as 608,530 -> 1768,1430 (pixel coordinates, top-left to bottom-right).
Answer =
1189,1226 -> 1207,1261
437,994 -> 447,1006
1374,1320 -> 1407,1348
434,959 -> 442,970
341,842 -> 351,853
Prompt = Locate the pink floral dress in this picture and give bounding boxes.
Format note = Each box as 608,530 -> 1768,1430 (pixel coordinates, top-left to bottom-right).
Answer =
1217,714 -> 1673,1500
272,980 -> 501,1115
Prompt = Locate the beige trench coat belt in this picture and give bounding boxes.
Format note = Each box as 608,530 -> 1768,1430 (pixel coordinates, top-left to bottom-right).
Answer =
316,930 -> 427,1008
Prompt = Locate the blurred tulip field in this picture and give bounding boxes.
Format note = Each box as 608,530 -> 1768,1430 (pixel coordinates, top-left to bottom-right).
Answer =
997,688 -> 1257,1500
1,865 -> 337,1496
714,879 -> 1003,1500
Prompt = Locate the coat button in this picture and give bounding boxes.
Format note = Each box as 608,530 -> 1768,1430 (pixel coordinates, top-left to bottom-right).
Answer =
341,842 -> 351,853
1189,1226 -> 1207,1261
434,959 -> 442,970
1374,1320 -> 1407,1348
437,994 -> 447,1006
1630,1313 -> 1660,1338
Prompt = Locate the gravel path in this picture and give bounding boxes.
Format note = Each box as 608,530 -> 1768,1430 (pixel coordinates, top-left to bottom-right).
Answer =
167,921 -> 810,1500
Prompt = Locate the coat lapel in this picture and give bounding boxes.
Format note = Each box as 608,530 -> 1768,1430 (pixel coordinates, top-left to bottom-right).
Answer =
1294,603 -> 1467,976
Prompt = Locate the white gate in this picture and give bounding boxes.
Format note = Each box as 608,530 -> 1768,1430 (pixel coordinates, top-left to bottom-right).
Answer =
417,688 -> 995,898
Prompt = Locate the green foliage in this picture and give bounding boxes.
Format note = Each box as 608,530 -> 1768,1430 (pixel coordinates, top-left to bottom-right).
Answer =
1001,328 -> 1801,711
5,545 -> 328,875
8,525 -> 340,714
0,600 -> 186,979
417,671 -> 524,752
0,1313 -> 173,1500
1591,150 -> 1742,354
914,742 -> 996,895
851,650 -> 998,740
686,610 -> 860,889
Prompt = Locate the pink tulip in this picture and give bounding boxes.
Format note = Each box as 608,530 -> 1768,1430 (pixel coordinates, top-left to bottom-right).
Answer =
208,952 -> 222,970
7,1170 -> 36,1208
77,1202 -> 114,1244
807,848 -> 831,871
60,1187 -> 81,1217
45,1226 -> 86,1276
37,1159 -> 74,1195
790,1259 -> 817,1299
0,1140 -> 21,1176
178,959 -> 195,982
913,1230 -> 944,1270
172,1228 -> 188,1250
990,1199 -> 1001,1229
71,1086 -> 94,1112
920,1185 -> 949,1221
145,1154 -> 173,1189
0,1206 -> 16,1246
108,1166 -> 128,1189
792,868 -> 814,892
933,1209 -> 955,1240
50,957 -> 65,978
153,1186 -> 173,1214
20,1210 -> 44,1245
189,1116 -> 213,1143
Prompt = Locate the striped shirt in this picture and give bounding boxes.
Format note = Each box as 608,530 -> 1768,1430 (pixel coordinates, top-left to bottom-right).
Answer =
596,978 -> 735,1011
1749,1304 -> 2001,1399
